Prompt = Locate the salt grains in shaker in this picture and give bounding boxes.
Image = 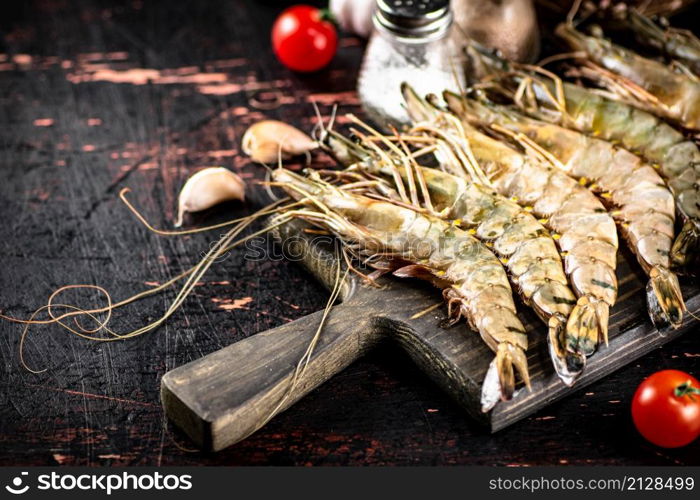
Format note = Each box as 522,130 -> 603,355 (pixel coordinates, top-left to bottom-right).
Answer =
357,0 -> 465,127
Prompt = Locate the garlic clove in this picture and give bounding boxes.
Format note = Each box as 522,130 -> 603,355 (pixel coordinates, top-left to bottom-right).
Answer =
241,120 -> 317,164
175,167 -> 245,227
330,0 -> 375,38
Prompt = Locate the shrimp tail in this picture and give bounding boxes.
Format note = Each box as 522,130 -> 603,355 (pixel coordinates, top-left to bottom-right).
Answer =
647,266 -> 686,333
565,296 -> 608,357
671,219 -> 700,274
481,342 -> 531,412
547,314 -> 585,386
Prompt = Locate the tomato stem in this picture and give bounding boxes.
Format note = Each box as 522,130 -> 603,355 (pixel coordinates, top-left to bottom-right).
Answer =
675,380 -> 700,399
319,8 -> 336,25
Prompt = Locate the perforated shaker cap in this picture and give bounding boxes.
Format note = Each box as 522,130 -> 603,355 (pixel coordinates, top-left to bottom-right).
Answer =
374,0 -> 452,40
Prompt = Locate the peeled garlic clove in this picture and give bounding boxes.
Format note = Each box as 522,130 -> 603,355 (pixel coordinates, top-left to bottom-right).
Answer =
175,167 -> 245,227
241,120 -> 316,164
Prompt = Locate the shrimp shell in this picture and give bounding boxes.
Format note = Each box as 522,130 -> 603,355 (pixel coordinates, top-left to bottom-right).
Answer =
408,170 -> 585,383
270,168 -> 530,411
450,95 -> 685,330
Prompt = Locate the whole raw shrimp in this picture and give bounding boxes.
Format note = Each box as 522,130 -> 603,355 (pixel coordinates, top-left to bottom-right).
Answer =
269,168 -> 530,411
446,92 -> 685,330
556,22 -> 700,132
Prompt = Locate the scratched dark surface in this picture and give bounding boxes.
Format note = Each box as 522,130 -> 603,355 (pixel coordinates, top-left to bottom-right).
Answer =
0,0 -> 698,466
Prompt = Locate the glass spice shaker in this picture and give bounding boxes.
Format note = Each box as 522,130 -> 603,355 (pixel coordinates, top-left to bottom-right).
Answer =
357,0 -> 464,127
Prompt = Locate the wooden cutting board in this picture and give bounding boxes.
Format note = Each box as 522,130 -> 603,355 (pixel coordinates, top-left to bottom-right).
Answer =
161,220 -> 700,451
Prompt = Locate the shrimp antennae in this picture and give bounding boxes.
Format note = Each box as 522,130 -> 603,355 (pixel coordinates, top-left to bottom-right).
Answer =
9,197 -> 299,372
566,0 -> 583,27
347,113 -> 421,205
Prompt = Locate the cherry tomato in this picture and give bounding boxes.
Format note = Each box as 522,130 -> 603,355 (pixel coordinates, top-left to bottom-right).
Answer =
631,370 -> 700,448
271,5 -> 338,72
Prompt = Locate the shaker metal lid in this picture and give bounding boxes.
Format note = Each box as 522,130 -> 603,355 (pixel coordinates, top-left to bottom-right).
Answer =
374,0 -> 452,40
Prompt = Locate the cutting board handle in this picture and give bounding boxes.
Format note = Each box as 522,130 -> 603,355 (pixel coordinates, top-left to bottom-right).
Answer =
161,300 -> 380,451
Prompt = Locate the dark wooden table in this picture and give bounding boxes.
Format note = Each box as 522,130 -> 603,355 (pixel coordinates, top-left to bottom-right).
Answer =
0,0 -> 698,466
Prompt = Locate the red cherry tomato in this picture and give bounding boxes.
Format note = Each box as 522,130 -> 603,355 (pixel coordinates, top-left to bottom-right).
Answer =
271,5 -> 338,72
631,370 -> 700,448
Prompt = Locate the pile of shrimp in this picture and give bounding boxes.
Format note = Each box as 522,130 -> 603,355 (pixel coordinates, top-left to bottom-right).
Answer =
3,3 -> 699,415
468,1 -> 700,279
260,3 -> 700,410
261,65 -> 692,410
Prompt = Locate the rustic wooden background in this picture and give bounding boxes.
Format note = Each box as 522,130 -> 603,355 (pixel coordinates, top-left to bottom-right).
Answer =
0,0 -> 698,466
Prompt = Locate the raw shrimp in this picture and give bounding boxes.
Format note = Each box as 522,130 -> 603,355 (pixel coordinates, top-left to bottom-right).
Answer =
447,93 -> 685,330
402,85 -> 619,358
491,66 -> 700,273
320,128 -> 584,384
556,22 -> 700,131
269,168 -> 530,411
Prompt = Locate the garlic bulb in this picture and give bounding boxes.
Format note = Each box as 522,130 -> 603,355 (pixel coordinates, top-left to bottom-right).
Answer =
175,167 -> 245,227
241,120 -> 316,164
330,0 -> 376,38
